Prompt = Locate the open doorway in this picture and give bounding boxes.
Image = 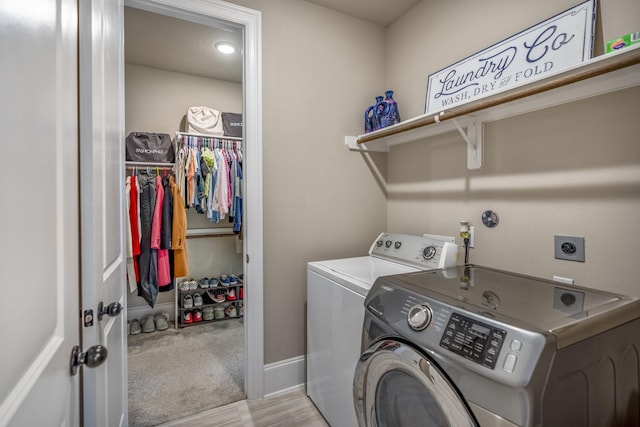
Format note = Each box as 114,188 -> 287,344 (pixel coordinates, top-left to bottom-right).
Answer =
122,1 -> 263,425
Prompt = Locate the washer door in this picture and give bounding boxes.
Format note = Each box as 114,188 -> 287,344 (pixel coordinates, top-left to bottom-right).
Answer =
354,339 -> 479,427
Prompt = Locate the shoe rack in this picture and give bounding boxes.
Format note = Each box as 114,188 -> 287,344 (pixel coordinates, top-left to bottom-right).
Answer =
176,277 -> 244,328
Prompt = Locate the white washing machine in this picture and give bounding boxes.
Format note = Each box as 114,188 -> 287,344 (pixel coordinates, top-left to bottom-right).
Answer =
306,233 -> 459,427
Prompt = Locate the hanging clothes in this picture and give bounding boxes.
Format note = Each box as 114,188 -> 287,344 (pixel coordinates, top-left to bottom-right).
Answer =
137,171 -> 158,307
161,175 -> 175,284
125,177 -> 137,293
170,174 -> 189,277
233,156 -> 243,234
174,133 -> 243,233
129,175 -> 141,284
125,167 -> 188,307
152,175 -> 172,290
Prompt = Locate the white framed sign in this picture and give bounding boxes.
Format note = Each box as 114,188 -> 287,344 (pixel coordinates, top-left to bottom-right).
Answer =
425,0 -> 596,115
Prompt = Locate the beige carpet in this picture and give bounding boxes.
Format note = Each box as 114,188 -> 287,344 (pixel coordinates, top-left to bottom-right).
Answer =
128,318 -> 245,427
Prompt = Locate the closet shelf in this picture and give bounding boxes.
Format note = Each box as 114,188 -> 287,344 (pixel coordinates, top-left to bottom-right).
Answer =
345,45 -> 640,170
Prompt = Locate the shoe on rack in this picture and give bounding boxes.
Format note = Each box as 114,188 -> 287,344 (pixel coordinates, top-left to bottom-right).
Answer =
183,311 -> 193,324
193,293 -> 203,307
141,315 -> 156,333
127,320 -> 131,335
202,290 -> 216,305
183,294 -> 194,308
238,303 -> 244,316
199,278 -> 210,289
130,319 -> 142,335
229,274 -> 238,285
155,313 -> 169,331
213,291 -> 226,304
203,307 -> 214,321
214,306 -> 225,319
219,275 -> 230,287
194,309 -> 203,322
179,280 -> 191,291
209,278 -> 219,288
226,288 -> 236,301
189,280 -> 198,290
239,287 -> 244,300
225,305 -> 237,317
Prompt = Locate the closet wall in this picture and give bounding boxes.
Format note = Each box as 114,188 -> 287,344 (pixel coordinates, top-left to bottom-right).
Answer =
125,63 -> 243,314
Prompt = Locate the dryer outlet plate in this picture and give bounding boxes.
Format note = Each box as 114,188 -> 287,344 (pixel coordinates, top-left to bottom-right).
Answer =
554,235 -> 585,262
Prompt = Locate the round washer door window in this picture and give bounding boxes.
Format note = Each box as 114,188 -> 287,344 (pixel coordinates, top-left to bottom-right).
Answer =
354,339 -> 478,427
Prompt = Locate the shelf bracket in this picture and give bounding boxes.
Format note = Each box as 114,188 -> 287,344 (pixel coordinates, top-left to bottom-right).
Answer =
451,117 -> 483,170
345,136 -> 389,152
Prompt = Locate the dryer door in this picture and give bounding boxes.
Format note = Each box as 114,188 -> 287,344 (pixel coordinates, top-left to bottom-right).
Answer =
354,339 -> 478,427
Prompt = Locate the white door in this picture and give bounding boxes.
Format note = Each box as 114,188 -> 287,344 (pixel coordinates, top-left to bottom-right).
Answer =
0,0 -> 81,426
79,0 -> 128,426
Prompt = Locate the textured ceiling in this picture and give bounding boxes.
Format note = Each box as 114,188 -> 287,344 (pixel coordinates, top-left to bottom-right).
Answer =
124,1 -> 421,83
124,6 -> 243,83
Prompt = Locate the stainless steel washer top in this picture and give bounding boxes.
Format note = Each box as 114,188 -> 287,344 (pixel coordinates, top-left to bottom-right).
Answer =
368,264 -> 639,350
356,265 -> 640,426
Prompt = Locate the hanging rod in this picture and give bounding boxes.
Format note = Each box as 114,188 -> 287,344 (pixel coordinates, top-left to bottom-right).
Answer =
126,161 -> 175,167
176,131 -> 242,142
186,228 -> 236,239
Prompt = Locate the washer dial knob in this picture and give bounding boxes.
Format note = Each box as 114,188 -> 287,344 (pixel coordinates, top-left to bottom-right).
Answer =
423,245 -> 437,260
407,304 -> 433,331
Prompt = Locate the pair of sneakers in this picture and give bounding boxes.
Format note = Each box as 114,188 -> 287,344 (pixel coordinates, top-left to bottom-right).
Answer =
178,279 -> 199,291
219,274 -> 239,286
224,305 -> 237,317
128,313 -> 169,334
183,293 -> 203,308
199,277 -> 219,289
205,290 -> 226,304
183,309 -> 203,324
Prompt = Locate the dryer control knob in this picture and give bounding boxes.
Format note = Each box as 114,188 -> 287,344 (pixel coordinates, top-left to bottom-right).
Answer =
423,245 -> 437,260
408,304 -> 433,331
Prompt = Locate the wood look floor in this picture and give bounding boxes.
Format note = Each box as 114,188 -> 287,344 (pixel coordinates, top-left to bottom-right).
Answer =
156,387 -> 329,427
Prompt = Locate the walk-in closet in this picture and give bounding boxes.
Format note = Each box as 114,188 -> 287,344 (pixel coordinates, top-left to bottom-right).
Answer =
123,6 -> 246,426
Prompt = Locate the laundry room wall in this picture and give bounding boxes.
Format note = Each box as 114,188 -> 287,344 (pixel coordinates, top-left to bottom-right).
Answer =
226,0 -> 388,366
125,63 -> 244,314
383,0 -> 640,297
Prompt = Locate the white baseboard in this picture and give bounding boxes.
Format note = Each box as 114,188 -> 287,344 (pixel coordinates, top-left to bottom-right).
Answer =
127,302 -> 175,322
263,355 -> 305,397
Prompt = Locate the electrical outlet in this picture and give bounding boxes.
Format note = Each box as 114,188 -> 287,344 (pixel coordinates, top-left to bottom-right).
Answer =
554,235 -> 585,262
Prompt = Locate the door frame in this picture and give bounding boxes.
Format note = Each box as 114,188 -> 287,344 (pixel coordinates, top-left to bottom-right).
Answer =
124,0 -> 264,399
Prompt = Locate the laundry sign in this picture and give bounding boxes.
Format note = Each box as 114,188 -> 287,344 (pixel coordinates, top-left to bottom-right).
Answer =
425,0 -> 596,115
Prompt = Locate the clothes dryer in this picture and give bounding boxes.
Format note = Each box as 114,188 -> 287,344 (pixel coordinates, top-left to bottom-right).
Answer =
306,233 -> 458,427
354,265 -> 640,426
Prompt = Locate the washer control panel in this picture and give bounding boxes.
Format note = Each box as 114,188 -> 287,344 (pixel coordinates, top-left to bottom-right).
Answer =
439,312 -> 506,370
369,233 -> 459,269
365,279 -> 549,388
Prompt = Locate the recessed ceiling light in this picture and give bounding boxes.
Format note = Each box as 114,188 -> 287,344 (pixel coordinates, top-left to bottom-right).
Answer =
215,42 -> 236,55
